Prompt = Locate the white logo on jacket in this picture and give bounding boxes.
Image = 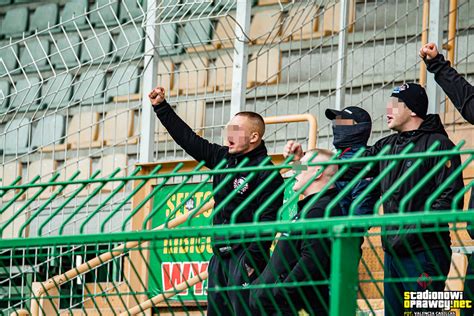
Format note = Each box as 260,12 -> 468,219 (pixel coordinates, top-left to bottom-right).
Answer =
233,177 -> 249,194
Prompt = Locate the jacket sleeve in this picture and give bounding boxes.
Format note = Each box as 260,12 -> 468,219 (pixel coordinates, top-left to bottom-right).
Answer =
153,100 -> 226,169
425,54 -> 474,124
244,172 -> 285,269
430,138 -> 464,211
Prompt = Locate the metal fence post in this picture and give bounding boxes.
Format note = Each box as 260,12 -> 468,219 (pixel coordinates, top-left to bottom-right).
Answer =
330,224 -> 359,315
139,0 -> 160,163
426,0 -> 443,114
230,0 -> 251,117
335,0 -> 350,110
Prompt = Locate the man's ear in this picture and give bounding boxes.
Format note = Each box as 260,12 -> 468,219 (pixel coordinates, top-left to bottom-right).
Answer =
249,132 -> 260,144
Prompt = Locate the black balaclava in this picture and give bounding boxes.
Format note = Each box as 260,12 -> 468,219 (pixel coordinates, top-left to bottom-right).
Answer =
325,106 -> 372,149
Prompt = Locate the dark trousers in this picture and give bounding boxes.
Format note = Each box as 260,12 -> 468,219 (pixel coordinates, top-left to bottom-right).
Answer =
383,248 -> 451,316
207,249 -> 259,316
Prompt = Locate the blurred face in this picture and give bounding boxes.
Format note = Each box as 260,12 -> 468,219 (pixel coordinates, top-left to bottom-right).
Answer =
333,117 -> 356,126
292,153 -> 323,193
386,97 -> 413,132
225,115 -> 255,154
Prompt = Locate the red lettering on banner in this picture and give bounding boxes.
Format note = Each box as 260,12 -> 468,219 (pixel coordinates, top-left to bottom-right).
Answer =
162,262 -> 209,296
191,262 -> 209,295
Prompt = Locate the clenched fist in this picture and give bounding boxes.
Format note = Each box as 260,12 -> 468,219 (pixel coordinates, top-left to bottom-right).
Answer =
419,42 -> 439,61
283,140 -> 304,161
149,87 -> 165,106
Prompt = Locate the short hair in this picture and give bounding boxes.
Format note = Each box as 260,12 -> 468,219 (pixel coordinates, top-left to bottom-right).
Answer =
305,148 -> 338,177
235,111 -> 265,137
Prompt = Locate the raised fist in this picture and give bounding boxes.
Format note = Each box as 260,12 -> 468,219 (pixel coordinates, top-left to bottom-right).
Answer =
419,42 -> 439,61
148,87 -> 165,106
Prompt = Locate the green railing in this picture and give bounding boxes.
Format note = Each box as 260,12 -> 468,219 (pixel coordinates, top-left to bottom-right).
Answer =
0,144 -> 473,315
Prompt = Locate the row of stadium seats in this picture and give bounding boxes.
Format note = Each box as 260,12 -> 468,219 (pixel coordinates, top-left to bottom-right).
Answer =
0,27 -> 144,75
0,0 -> 144,39
0,109 -> 136,155
1,64 -> 141,112
0,1 -> 350,65
1,153 -> 129,201
1,46 -> 281,112
0,98 -> 207,154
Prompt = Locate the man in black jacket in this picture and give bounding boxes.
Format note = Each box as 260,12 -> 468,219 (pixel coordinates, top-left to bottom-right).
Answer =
249,148 -> 343,315
421,42 -> 474,316
420,42 -> 474,124
285,83 -> 465,315
148,87 -> 284,315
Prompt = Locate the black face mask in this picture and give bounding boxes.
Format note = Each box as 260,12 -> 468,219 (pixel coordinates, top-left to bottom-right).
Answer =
332,122 -> 372,149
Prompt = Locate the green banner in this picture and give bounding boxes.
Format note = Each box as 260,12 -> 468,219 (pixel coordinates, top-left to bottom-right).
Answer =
148,180 -> 297,303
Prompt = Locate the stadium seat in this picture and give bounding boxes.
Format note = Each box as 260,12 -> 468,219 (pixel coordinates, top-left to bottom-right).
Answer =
115,26 -> 144,61
96,153 -> 128,192
317,1 -> 355,36
181,0 -> 215,16
0,0 -> 11,5
3,117 -> 30,155
10,77 -> 42,111
158,23 -> 183,56
247,48 -> 281,87
174,57 -> 211,95
43,111 -> 100,151
90,0 -> 119,26
41,73 -> 74,109
282,4 -> 320,40
0,80 -> 10,112
29,3 -> 59,33
106,65 -> 140,100
0,7 -> 28,38
80,31 -> 112,64
31,115 -> 66,150
99,109 -> 136,146
120,0 -> 146,22
61,0 -> 89,30
181,19 -> 213,52
50,35 -> 81,68
72,69 -> 106,104
249,9 -> 282,44
62,157 -> 92,196
187,15 -> 236,52
158,60 -> 174,92
159,0 -> 179,18
19,38 -> 50,72
0,44 -> 19,76
25,159 -> 57,199
0,161 -> 22,202
157,100 -> 205,141
209,54 -> 233,91
258,0 -> 289,5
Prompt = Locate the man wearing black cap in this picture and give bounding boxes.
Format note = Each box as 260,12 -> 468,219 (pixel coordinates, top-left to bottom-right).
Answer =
285,83 -> 465,316
323,106 -> 378,218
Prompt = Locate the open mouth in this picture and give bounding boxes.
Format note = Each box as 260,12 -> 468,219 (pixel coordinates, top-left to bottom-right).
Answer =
387,115 -> 393,123
228,140 -> 235,147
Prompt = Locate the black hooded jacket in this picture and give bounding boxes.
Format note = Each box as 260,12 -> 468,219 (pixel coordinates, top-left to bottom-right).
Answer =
346,114 -> 464,255
154,101 -> 284,268
424,53 -> 474,124
425,54 -> 474,239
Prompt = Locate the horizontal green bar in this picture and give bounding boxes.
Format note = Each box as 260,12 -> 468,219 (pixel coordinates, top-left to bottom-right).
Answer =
0,210 -> 470,248
1,148 -> 472,190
